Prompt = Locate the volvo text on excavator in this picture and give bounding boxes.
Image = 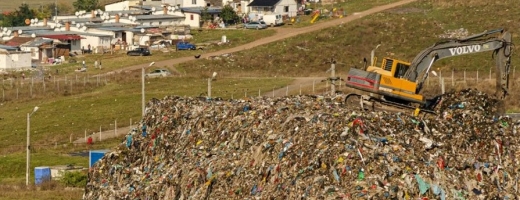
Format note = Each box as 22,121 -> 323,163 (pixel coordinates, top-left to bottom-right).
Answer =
344,28 -> 513,115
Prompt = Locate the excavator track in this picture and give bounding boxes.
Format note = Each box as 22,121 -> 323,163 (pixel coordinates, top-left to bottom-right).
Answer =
345,93 -> 437,116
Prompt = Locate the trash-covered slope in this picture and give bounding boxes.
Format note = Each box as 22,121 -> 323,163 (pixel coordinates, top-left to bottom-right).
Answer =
84,89 -> 518,199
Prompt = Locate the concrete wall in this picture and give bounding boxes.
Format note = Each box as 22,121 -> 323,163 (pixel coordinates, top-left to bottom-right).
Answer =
184,13 -> 201,28
274,0 -> 298,16
0,52 -> 32,69
81,36 -> 112,51
105,1 -> 141,11
241,0 -> 251,13
70,40 -> 82,53
182,0 -> 206,7
20,47 -> 40,60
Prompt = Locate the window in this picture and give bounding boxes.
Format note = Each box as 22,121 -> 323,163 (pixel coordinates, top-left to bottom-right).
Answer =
284,6 -> 289,12
72,40 -> 77,45
190,14 -> 194,20
394,63 -> 409,78
192,0 -> 196,5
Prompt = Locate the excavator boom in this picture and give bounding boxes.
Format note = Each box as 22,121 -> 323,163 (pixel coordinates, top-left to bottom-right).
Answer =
405,29 -> 513,97
345,28 -> 513,115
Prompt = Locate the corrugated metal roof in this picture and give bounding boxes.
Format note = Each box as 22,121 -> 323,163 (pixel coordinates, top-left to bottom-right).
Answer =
40,34 -> 83,40
3,26 -> 54,31
21,38 -> 53,47
0,44 -> 19,51
34,31 -> 111,37
135,14 -> 184,20
84,23 -> 135,29
181,7 -> 222,14
94,27 -> 133,32
105,10 -> 150,15
59,18 -> 104,23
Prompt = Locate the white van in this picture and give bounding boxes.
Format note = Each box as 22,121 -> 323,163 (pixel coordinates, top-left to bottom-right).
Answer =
261,14 -> 284,27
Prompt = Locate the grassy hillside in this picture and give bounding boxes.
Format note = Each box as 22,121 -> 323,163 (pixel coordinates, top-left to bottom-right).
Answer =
0,1 -> 65,12
178,0 -> 520,77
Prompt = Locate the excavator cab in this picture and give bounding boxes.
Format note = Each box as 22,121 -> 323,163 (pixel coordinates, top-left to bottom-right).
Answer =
346,57 -> 424,102
366,58 -> 411,79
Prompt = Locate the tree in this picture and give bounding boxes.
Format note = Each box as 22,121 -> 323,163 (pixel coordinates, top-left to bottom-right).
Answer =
0,4 -> 36,27
73,0 -> 99,12
220,5 -> 239,25
57,0 -> 75,16
200,7 -> 213,22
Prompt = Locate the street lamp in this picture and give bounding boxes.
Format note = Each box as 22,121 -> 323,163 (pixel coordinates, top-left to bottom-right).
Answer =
143,62 -> 155,116
26,106 -> 39,186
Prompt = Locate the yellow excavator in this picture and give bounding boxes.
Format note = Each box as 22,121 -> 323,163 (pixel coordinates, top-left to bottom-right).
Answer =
344,28 -> 513,115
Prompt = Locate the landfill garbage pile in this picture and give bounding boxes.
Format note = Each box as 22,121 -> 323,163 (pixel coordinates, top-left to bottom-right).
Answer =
84,89 -> 520,200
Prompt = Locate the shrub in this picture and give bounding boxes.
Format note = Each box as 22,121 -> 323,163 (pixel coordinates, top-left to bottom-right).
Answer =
60,171 -> 87,187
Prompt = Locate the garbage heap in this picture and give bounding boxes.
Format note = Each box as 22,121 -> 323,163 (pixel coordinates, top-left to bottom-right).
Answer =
84,89 -> 520,200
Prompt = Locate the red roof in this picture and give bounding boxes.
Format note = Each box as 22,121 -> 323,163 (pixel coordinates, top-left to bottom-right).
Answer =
5,37 -> 35,47
42,34 -> 83,41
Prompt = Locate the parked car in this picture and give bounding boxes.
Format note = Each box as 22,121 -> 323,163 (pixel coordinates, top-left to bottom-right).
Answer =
146,69 -> 171,78
244,21 -> 268,30
176,41 -> 197,50
127,47 -> 151,56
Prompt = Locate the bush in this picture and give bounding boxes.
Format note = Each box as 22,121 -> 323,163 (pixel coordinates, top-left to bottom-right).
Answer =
60,171 -> 87,187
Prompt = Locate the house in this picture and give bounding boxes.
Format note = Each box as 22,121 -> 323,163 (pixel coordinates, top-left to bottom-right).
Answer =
19,38 -> 54,63
0,45 -> 32,69
37,33 -> 83,57
212,0 -> 247,14
181,7 -> 222,28
247,0 -> 298,17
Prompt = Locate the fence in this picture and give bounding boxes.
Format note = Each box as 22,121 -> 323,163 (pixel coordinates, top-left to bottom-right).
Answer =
1,74 -> 111,102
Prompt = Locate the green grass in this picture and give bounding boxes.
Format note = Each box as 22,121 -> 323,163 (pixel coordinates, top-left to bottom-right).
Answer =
288,0 -> 402,27
0,77 -> 292,154
0,1 -> 60,12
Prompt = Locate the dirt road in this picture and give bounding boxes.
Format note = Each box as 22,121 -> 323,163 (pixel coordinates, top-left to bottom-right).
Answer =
117,0 -> 417,73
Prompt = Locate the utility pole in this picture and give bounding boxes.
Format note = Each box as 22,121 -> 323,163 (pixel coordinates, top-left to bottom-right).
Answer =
330,59 -> 336,95
55,0 -> 58,23
325,57 -> 338,95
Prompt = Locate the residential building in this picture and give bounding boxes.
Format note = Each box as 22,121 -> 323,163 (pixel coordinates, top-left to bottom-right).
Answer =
19,38 -> 54,63
0,45 -> 32,69
248,0 -> 299,17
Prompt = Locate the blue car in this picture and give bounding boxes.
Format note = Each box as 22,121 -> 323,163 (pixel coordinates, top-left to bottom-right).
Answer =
176,41 -> 197,50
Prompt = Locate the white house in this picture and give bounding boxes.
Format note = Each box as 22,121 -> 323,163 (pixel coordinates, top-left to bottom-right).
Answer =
0,48 -> 32,69
181,7 -> 222,28
248,0 -> 299,17
104,0 -> 142,11
78,33 -> 113,53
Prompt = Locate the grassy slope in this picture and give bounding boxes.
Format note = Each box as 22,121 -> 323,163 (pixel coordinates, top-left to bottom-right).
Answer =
179,0 -> 520,77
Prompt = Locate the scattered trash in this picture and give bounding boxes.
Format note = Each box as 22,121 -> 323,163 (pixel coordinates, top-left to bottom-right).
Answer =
84,89 -> 518,199
438,28 -> 469,39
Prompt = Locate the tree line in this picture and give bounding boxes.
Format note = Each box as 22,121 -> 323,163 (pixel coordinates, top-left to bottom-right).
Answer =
0,0 -> 100,27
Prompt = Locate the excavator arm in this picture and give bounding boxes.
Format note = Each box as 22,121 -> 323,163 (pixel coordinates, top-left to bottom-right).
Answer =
404,29 -> 513,98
